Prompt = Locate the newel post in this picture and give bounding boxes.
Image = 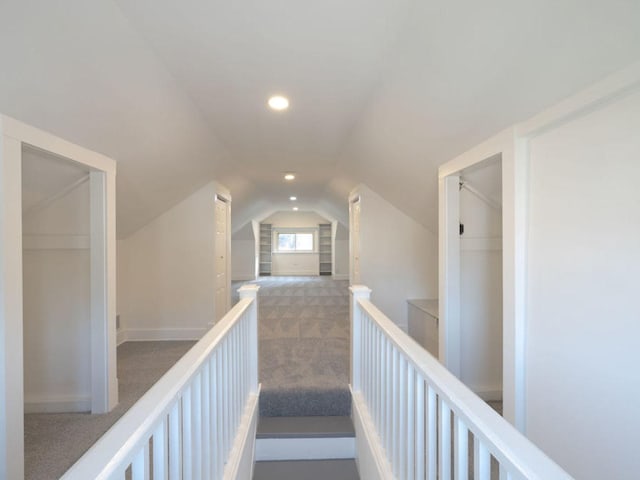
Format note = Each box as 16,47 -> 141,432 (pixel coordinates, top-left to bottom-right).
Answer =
239,284 -> 260,393
350,285 -> 371,392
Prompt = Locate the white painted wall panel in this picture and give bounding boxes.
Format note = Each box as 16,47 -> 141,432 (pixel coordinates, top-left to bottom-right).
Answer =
334,239 -> 349,276
271,253 -> 320,276
232,239 -> 256,280
23,250 -> 91,409
352,185 -> 437,329
459,185 -> 502,399
119,182 -> 229,338
22,181 -> 91,412
526,89 -> 640,479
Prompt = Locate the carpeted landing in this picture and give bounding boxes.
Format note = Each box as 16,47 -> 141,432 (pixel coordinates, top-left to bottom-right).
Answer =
24,341 -> 195,480
244,276 -> 351,417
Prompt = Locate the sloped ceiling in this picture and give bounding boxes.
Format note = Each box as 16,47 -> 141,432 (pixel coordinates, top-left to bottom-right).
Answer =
1,0 -> 639,237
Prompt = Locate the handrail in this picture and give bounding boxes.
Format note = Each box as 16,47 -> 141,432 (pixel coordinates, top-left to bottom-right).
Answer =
63,284 -> 260,480
350,285 -> 572,480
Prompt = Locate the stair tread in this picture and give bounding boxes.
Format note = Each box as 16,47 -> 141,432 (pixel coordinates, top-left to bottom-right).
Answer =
257,415 -> 355,439
253,459 -> 359,480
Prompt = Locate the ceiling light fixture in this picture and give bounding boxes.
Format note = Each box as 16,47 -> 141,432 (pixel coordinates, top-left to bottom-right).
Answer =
289,196 -> 297,201
293,207 -> 299,211
284,173 -> 295,181
268,95 -> 289,111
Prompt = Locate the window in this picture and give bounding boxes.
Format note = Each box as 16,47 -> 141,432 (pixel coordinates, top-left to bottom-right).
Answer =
276,232 -> 314,252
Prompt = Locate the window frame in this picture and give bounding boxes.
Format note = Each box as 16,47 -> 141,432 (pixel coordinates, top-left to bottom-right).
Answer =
272,228 -> 318,253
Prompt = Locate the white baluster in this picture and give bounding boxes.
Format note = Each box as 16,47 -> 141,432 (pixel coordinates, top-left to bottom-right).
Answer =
239,284 -> 260,394
415,374 -> 425,480
454,417 -> 468,480
183,387 -> 193,480
350,286 -> 371,391
131,441 -> 150,480
169,401 -> 182,480
426,386 -> 437,480
398,356 -> 407,480
209,354 -> 218,479
222,340 -> 229,458
385,339 -> 393,459
391,347 -> 400,477
201,363 -> 210,478
474,438 -> 490,480
153,418 -> 168,480
216,349 -> 224,479
407,363 -> 415,480
192,374 -> 202,480
439,399 -> 452,480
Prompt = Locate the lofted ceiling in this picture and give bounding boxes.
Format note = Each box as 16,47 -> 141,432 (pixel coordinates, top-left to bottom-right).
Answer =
1,0 -> 639,237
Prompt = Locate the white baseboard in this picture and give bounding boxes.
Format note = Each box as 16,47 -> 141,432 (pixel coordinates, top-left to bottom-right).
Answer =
351,387 -> 393,480
116,329 -> 127,346
472,387 -> 503,402
271,270 -> 320,276
332,274 -> 348,280
232,274 -> 256,281
255,437 -> 355,461
224,387 -> 261,479
25,394 -> 91,413
119,327 -> 207,342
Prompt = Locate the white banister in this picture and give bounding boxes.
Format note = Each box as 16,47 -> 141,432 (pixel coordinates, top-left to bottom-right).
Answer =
62,284 -> 261,480
350,286 -> 573,480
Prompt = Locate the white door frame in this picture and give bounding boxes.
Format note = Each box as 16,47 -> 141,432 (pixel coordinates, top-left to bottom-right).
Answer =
215,193 -> 231,319
348,193 -> 361,285
439,128 -> 526,431
0,115 -> 117,479
438,63 -> 640,435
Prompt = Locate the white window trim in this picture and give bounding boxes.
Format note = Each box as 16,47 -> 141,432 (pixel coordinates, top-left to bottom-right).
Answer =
272,227 -> 318,253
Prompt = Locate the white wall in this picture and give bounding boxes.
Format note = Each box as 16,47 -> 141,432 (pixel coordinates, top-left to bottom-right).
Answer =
232,240 -> 256,280
334,222 -> 349,278
459,168 -> 503,399
231,222 -> 256,281
22,180 -> 91,412
271,253 -> 319,276
262,210 -> 329,228
524,88 -> 640,479
351,184 -> 438,330
117,181 -> 229,340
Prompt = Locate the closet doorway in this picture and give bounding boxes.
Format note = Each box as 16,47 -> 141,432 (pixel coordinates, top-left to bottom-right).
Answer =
440,154 -> 504,404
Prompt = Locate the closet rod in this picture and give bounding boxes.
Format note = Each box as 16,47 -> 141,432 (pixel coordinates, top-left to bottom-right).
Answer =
459,179 -> 502,211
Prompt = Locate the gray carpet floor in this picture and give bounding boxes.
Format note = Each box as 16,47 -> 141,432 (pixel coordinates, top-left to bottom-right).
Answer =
24,341 -> 195,480
235,276 -> 351,417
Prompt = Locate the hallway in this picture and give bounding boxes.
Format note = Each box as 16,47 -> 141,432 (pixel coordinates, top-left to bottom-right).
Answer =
24,341 -> 195,480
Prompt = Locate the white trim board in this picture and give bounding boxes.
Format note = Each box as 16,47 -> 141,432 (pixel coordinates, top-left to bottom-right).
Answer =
270,270 -> 319,276
351,388 -> 393,480
255,437 -> 355,461
24,394 -> 91,414
118,327 -> 208,343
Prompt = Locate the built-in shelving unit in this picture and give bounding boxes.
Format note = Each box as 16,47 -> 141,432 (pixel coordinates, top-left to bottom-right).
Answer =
259,223 -> 272,276
319,223 -> 332,276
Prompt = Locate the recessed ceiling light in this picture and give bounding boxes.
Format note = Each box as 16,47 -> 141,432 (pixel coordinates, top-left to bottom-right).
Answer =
289,196 -> 297,201
268,95 -> 289,111
293,207 -> 299,211
284,173 -> 295,181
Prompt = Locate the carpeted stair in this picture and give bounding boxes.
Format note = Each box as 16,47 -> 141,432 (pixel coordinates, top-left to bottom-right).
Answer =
251,276 -> 351,417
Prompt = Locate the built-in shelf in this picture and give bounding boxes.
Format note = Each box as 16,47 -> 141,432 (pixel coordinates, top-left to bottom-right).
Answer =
319,223 -> 332,276
259,223 -> 272,276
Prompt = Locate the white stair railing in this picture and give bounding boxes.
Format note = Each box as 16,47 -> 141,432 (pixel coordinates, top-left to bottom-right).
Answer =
63,284 -> 260,480
350,286 -> 572,480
